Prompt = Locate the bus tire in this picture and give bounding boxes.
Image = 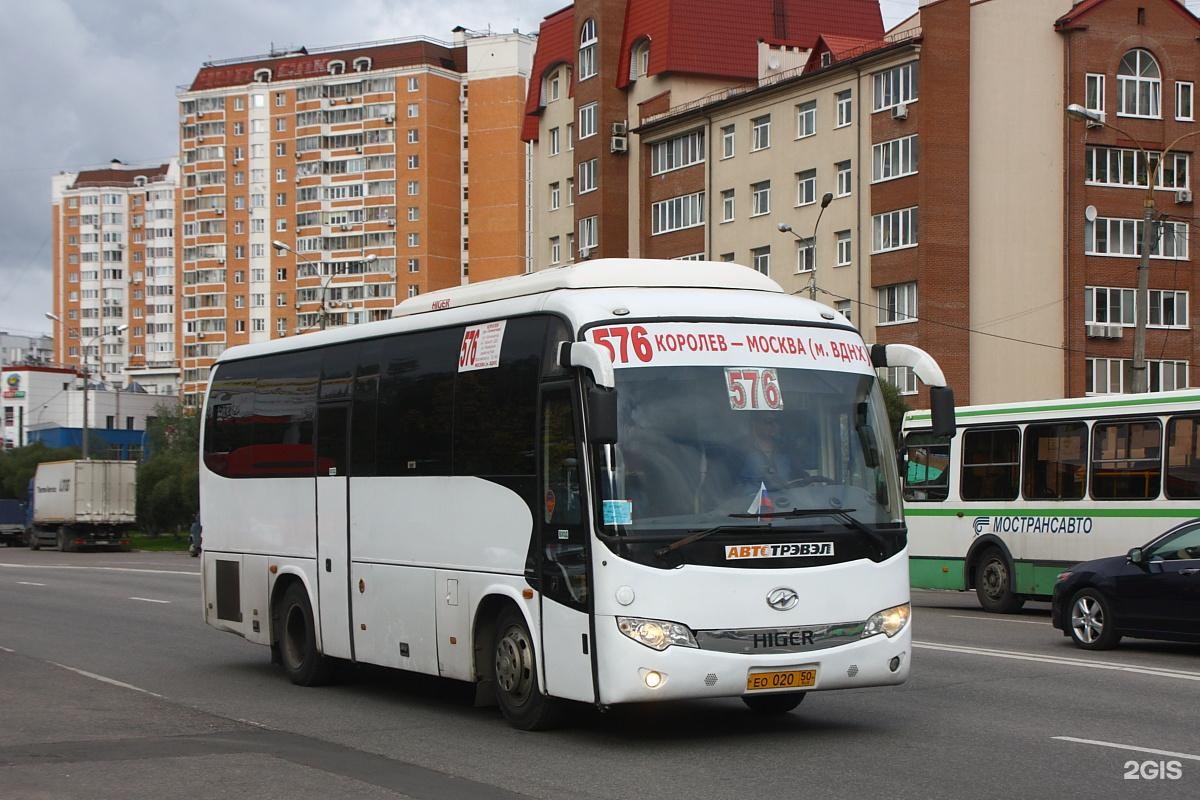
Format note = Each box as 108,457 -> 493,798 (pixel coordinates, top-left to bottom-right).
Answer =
742,691 -> 806,714
974,548 -> 1024,613
493,606 -> 562,731
275,582 -> 335,687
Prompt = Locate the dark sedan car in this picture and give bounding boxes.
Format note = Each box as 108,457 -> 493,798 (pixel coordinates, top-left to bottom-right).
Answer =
1052,520 -> 1200,650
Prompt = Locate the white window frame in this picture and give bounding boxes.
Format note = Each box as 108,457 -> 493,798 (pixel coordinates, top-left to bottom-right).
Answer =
872,207 -> 918,253
835,161 -> 852,197
872,134 -> 919,183
1086,73 -> 1105,114
751,246 -> 770,276
578,159 -> 598,194
1117,48 -> 1161,119
549,182 -> 561,211
835,230 -> 852,266
578,19 -> 598,81
872,62 -> 919,112
650,130 -> 705,175
549,127 -> 561,156
721,124 -> 735,159
578,103 -> 598,139
578,215 -> 598,251
1085,216 -> 1189,260
651,191 -> 705,236
877,282 -> 918,325
750,180 -> 771,217
795,101 -> 816,138
751,115 -> 771,151
795,169 -> 816,206
550,236 -> 562,264
795,238 -> 814,273
1087,357 -> 1189,395
1177,81 -> 1194,122
1083,146 -> 1189,190
835,90 -> 852,128
721,189 -> 735,223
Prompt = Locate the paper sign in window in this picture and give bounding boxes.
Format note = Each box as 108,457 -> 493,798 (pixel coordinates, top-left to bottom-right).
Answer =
458,320 -> 506,372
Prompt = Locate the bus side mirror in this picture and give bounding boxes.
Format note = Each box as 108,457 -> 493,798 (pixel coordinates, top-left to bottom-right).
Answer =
929,386 -> 956,437
586,384 -> 618,445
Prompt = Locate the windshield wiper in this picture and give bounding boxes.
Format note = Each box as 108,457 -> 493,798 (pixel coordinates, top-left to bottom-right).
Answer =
653,522 -> 774,559
729,506 -> 891,550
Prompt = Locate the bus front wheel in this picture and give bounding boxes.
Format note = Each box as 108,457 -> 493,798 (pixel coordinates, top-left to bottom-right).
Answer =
974,549 -> 1025,613
274,583 -> 335,686
492,606 -> 562,730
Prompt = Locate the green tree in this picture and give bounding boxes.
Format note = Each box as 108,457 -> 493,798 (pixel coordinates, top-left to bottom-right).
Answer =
879,379 -> 910,446
0,443 -> 82,499
136,405 -> 200,533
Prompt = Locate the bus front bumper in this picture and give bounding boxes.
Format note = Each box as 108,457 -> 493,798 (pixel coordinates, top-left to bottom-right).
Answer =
594,615 -> 912,705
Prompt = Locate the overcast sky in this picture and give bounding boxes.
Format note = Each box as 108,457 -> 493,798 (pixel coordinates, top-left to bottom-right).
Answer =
0,0 -> 922,340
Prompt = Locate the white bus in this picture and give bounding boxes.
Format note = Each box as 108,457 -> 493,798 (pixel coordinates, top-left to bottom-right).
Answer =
200,260 -> 954,728
901,389 -> 1200,612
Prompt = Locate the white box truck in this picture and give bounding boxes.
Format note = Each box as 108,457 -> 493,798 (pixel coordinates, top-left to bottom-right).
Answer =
27,460 -> 137,552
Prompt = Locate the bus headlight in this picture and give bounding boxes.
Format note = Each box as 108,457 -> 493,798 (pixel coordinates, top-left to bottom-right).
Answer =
862,603 -> 910,638
617,616 -> 698,651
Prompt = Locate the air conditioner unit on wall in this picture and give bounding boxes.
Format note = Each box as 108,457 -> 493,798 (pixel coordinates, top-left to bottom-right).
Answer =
1177,189 -> 1193,204
1085,322 -> 1123,339
891,103 -> 908,120
610,135 -> 628,154
611,120 -> 628,136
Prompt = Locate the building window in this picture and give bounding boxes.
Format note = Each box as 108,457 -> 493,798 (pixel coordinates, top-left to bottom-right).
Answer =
407,103 -> 419,118
877,282 -> 917,325
566,177 -> 574,205
407,128 -> 420,144
1086,73 -> 1105,114
1085,216 -> 1188,259
835,161 -> 852,197
751,115 -> 771,151
406,258 -> 419,272
579,103 -> 597,139
651,191 -> 705,235
550,236 -> 561,264
795,101 -> 816,138
721,189 -> 735,222
407,76 -> 419,92
549,127 -> 561,155
544,71 -> 561,103
835,299 -> 852,323
880,366 -> 917,395
566,123 -> 574,149
1087,357 -> 1189,394
1084,146 -> 1188,190
408,232 -> 420,247
872,134 -> 920,183
1177,82 -> 1194,121
873,62 -> 919,111
835,230 -> 852,266
872,207 -> 919,253
795,238 -> 814,273
795,169 -> 816,206
408,206 -> 419,221
1085,286 -> 1189,328
408,180 -> 419,195
721,124 -> 735,159
751,180 -> 771,216
650,130 -> 704,175
578,215 -> 598,252
751,245 -> 771,276
630,38 -> 651,79
835,90 -> 852,127
720,252 -> 735,262
549,182 -> 561,210
408,154 -> 420,169
1117,49 -> 1161,118
578,18 -> 598,81
578,159 -> 598,193
408,285 -> 420,298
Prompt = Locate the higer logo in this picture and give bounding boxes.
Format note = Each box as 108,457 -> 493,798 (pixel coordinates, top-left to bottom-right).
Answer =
766,587 -> 799,611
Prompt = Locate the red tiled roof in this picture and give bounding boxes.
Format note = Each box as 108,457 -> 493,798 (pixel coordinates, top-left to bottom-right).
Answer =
71,164 -> 170,189
802,33 -> 884,72
187,40 -> 467,92
523,1 -> 884,140
1056,0 -> 1199,29
522,7 -> 576,141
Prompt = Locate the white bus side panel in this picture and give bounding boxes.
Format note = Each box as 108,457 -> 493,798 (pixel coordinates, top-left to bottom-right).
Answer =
348,477 -> 532,572
351,563 -> 438,673
434,570 -> 473,680
316,476 -> 352,660
201,474 -> 316,557
541,599 -> 594,702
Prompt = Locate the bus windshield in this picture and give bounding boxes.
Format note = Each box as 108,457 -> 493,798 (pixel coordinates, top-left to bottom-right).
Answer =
593,362 -> 902,564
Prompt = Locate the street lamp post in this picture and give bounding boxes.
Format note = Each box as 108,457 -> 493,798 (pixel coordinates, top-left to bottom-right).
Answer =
272,240 -> 377,331
1066,103 -> 1200,393
778,192 -> 835,301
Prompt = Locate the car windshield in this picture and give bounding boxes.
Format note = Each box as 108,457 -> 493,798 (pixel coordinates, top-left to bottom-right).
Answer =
592,363 -> 901,540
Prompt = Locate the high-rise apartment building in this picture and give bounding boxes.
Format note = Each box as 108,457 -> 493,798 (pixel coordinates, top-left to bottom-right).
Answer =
528,0 -> 1200,407
50,160 -> 182,397
175,31 -> 533,406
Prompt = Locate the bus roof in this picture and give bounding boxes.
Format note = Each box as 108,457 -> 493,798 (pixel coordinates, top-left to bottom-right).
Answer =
391,259 -> 783,317
903,387 -> 1200,429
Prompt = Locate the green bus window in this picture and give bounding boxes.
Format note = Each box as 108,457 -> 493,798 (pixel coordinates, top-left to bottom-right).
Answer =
904,432 -> 950,501
1091,419 -> 1161,500
961,427 -> 1020,501
1023,422 -> 1087,500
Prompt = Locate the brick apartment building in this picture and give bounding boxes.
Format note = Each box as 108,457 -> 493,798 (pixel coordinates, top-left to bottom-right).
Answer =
525,0 -> 1200,407
173,30 -> 533,406
50,160 -> 182,397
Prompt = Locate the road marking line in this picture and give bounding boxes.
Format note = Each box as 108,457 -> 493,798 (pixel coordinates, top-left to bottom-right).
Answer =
0,646 -> 14,653
1052,736 -> 1200,762
0,562 -> 198,576
48,661 -> 164,698
914,640 -> 1200,681
16,581 -> 46,587
128,596 -> 171,604
946,614 -> 1050,625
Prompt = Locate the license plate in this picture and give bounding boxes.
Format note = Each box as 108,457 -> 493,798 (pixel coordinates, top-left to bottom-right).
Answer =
746,668 -> 817,691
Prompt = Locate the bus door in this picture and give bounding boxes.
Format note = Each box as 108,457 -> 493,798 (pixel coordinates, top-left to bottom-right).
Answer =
536,385 -> 595,703
315,401 -> 353,660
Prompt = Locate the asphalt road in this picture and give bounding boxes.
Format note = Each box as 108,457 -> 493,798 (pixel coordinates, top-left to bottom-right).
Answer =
1,548 -> 1197,800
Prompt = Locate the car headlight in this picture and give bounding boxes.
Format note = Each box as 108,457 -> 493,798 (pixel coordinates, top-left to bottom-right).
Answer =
617,616 -> 698,651
1056,571 -> 1073,583
862,603 -> 911,638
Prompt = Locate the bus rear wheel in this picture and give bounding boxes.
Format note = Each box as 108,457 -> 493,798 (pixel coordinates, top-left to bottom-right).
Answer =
493,606 -> 562,730
742,691 -> 806,714
274,583 -> 335,686
974,548 -> 1024,613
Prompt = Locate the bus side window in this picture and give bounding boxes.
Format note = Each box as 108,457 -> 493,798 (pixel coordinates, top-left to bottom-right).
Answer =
1091,419 -> 1161,500
903,432 -> 950,501
1023,422 -> 1087,500
960,427 -> 1020,501
376,329 -> 457,476
1165,415 -> 1200,499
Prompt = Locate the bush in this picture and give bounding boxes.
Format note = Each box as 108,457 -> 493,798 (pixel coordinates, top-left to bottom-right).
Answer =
0,443 -> 81,499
